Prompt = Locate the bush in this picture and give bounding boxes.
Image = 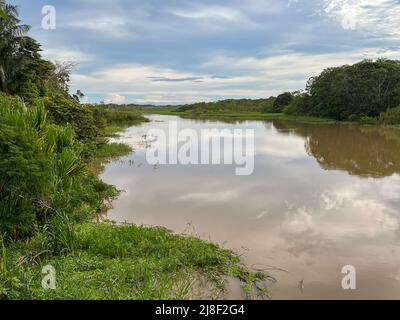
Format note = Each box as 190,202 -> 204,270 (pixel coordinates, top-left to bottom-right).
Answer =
97,107 -> 147,125
0,98 -> 52,238
359,116 -> 378,125
283,94 -> 311,115
0,95 -> 116,240
272,92 -> 293,113
43,93 -> 103,143
378,106 -> 400,125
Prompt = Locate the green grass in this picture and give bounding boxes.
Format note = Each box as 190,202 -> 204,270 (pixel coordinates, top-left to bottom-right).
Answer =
91,143 -> 132,160
0,222 -> 265,300
88,126 -> 133,173
103,125 -> 127,137
143,109 -> 336,124
141,109 -> 185,116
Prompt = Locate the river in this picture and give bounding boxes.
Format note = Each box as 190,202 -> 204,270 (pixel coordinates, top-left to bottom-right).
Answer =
101,114 -> 400,299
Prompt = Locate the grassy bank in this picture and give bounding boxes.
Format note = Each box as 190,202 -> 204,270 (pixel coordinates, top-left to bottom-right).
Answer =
143,108 -> 337,123
103,125 -> 129,137
1,222 -> 264,299
143,109 -> 400,132
87,140 -> 133,174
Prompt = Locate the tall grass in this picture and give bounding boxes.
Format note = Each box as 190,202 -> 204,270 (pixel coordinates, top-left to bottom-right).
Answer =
1,223 -> 265,300
40,211 -> 77,255
0,235 -> 7,274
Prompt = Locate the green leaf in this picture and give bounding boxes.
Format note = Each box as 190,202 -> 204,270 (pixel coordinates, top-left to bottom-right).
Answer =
0,8 -> 7,20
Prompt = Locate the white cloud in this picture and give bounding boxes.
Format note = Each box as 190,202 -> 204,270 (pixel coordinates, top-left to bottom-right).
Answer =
41,47 -> 94,63
68,15 -> 132,38
322,0 -> 400,39
202,48 -> 400,78
172,6 -> 242,21
69,46 -> 400,104
70,63 -> 261,103
287,0 -> 299,7
168,3 -> 263,30
105,93 -> 126,104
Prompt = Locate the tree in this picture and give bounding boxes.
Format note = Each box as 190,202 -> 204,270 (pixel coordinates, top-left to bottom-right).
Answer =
0,1 -> 67,102
306,59 -> 400,120
283,92 -> 311,115
272,92 -> 294,112
47,61 -> 77,93
0,0 -> 30,92
8,36 -> 54,101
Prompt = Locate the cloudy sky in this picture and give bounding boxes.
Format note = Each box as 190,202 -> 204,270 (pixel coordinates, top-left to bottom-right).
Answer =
13,0 -> 400,104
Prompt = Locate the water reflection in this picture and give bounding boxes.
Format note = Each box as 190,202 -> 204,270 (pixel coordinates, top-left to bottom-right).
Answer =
102,115 -> 400,299
273,120 -> 400,178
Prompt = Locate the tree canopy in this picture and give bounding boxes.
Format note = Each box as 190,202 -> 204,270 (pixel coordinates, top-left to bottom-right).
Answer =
271,92 -> 293,112
305,59 -> 400,120
0,1 -> 68,102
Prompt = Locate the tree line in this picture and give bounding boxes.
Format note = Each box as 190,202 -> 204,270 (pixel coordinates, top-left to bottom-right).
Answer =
176,98 -> 276,114
172,59 -> 400,125
287,59 -> 400,124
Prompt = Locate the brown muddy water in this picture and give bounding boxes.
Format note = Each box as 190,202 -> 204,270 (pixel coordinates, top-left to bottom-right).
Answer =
101,115 -> 400,299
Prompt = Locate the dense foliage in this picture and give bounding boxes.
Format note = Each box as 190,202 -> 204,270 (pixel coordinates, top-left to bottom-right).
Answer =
169,59 -> 400,125
0,94 -> 118,240
284,59 -> 400,123
283,93 -> 310,116
176,98 -> 276,114
270,92 -> 293,113
0,1 -> 56,102
308,59 -> 400,120
0,1 -> 146,143
378,106 -> 400,125
0,1 -> 147,239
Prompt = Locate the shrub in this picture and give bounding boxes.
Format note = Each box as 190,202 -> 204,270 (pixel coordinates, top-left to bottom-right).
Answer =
283,94 -> 311,115
0,95 -> 115,240
378,106 -> 400,125
43,93 -> 102,143
272,92 -> 294,113
0,99 -> 53,238
359,116 -> 378,125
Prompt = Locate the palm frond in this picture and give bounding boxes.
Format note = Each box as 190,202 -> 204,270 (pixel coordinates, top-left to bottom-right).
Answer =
10,24 -> 30,37
0,8 -> 7,20
4,3 -> 18,19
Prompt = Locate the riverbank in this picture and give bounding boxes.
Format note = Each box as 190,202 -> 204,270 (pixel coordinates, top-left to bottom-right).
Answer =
141,109 -> 400,130
0,120 -> 265,300
3,222 -> 264,299
141,109 -> 337,123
